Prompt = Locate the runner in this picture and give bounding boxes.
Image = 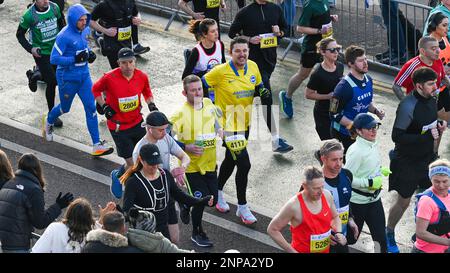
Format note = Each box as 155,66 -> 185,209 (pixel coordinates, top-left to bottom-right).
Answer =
228,0 -> 293,153
182,18 -> 225,99
202,37 -> 280,224
169,75 -> 221,247
316,139 -> 358,253
90,0 -> 150,69
279,0 -> 338,119
92,47 -> 158,194
412,158 -> 450,253
178,0 -> 225,35
330,45 -> 385,153
344,113 -> 389,253
127,111 -> 191,245
121,144 -> 213,242
44,4 -> 114,157
386,67 -> 447,253
17,0 -> 65,127
267,166 -> 346,253
305,37 -> 344,140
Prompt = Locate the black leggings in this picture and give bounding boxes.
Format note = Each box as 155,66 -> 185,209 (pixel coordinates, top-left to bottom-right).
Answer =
259,68 -> 275,134
34,55 -> 57,112
132,24 -> 138,45
348,200 -> 387,253
313,109 -> 332,140
218,148 -> 251,205
236,0 -> 245,8
331,129 -> 354,155
186,172 -> 218,234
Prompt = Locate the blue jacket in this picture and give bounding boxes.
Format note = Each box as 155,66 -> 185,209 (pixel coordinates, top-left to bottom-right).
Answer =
50,4 -> 91,80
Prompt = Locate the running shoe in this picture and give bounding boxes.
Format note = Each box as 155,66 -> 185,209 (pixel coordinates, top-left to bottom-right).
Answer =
191,231 -> 213,247
42,115 -> 54,142
273,138 -> 293,153
279,90 -> 293,119
54,117 -> 63,128
110,169 -> 123,199
133,43 -> 150,55
92,140 -> 114,156
180,204 -> 191,225
386,229 -> 400,253
236,204 -> 257,225
26,69 -> 39,92
215,190 -> 230,213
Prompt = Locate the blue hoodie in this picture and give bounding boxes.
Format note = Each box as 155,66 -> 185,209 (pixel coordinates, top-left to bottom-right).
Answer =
50,4 -> 91,80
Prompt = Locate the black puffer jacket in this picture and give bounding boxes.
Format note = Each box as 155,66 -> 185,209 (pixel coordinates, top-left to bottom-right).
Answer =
0,170 -> 61,250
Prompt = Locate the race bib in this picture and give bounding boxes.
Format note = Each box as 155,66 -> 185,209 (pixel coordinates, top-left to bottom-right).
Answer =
118,95 -> 139,112
195,133 -> 216,149
118,26 -> 132,41
310,230 -> 331,253
337,205 -> 349,225
260,33 -> 278,49
321,22 -> 333,38
225,134 -> 247,153
206,0 -> 220,8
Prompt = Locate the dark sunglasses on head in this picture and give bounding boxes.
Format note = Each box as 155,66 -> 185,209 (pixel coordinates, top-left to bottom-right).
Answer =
325,47 -> 341,53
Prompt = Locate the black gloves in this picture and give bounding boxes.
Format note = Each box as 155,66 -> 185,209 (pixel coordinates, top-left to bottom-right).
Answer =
56,192 -> 74,209
88,51 -> 96,64
96,102 -> 104,115
148,102 -> 158,112
75,50 -> 89,63
197,195 -> 213,207
101,104 -> 116,120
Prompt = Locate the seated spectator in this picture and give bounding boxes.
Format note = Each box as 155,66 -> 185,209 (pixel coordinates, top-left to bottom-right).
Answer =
0,153 -> 73,253
81,211 -> 142,253
31,199 -> 117,253
127,208 -> 193,253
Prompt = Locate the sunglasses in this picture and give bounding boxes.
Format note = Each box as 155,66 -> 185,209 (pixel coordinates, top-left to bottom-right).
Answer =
365,124 -> 380,131
325,47 -> 341,53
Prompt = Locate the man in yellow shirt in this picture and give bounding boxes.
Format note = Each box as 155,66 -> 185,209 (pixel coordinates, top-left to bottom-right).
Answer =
202,37 -> 278,224
170,75 -> 221,247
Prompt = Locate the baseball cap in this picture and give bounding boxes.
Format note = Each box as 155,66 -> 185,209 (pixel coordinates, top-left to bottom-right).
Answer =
139,143 -> 163,165
353,113 -> 381,129
117,47 -> 135,61
142,111 -> 171,127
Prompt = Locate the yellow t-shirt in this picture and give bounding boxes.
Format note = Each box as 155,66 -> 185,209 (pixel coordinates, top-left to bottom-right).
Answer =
203,60 -> 262,132
170,98 -> 219,174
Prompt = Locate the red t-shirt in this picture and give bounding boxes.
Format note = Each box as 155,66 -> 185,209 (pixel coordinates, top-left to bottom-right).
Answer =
290,192 -> 332,253
92,68 -> 153,131
394,56 -> 445,94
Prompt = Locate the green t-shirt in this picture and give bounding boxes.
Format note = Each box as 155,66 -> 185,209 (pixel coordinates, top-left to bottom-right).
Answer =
298,0 -> 331,53
19,3 -> 61,55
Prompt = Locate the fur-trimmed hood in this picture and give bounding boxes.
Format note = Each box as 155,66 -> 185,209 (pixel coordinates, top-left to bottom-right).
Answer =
85,229 -> 128,248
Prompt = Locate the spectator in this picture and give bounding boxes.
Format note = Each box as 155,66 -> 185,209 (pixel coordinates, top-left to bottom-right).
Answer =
127,208 -> 193,253
0,149 -> 14,189
82,211 -> 142,253
280,0 -> 296,37
378,0 -> 406,65
0,153 -> 73,252
31,198 -> 98,253
178,0 -> 225,36
412,158 -> 450,253
344,113 -> 389,253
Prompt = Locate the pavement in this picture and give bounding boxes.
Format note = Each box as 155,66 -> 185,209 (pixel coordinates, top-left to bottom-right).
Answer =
0,0 -> 443,253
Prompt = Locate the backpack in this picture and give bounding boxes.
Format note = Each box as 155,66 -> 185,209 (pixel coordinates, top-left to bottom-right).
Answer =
411,189 -> 450,242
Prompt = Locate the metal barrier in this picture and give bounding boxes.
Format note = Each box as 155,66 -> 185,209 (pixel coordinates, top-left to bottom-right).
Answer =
111,0 -> 433,69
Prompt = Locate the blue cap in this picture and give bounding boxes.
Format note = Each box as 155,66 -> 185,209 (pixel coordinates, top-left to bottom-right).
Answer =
353,113 -> 380,129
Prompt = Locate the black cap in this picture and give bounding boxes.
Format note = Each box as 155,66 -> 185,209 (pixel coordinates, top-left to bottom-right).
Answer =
142,111 -> 171,127
117,47 -> 135,61
139,144 -> 163,165
353,113 -> 381,129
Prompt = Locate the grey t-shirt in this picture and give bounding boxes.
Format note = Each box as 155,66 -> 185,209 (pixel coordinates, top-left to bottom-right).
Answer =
132,135 -> 184,170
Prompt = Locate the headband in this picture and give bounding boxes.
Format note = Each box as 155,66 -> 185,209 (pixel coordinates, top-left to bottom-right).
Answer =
429,166 -> 450,179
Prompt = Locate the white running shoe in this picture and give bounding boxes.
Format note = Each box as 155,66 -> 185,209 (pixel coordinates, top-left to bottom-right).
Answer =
236,204 -> 257,225
42,115 -> 54,142
92,140 -> 114,157
215,190 -> 230,213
